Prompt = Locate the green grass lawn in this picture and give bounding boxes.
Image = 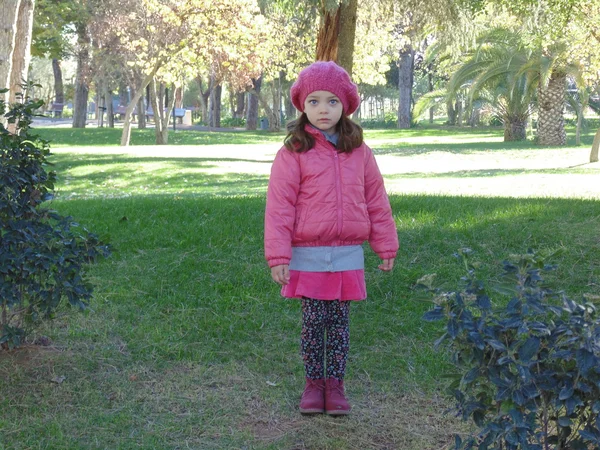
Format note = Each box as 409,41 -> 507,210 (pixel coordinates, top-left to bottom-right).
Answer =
1,124 -> 600,449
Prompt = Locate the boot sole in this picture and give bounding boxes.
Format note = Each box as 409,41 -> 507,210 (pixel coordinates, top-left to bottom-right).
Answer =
325,409 -> 350,416
299,408 -> 325,414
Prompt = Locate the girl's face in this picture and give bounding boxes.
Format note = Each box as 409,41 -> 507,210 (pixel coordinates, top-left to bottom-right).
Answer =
303,90 -> 343,135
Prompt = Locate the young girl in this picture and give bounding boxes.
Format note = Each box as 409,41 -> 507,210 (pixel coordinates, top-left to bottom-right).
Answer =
264,61 -> 398,415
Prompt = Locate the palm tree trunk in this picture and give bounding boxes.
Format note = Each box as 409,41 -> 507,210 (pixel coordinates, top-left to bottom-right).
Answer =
504,117 -> 527,141
537,71 -> 566,146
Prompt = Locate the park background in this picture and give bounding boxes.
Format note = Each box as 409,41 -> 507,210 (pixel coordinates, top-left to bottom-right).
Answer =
1,0 -> 600,449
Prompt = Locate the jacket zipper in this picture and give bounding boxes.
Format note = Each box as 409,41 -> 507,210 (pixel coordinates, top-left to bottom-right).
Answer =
333,150 -> 342,235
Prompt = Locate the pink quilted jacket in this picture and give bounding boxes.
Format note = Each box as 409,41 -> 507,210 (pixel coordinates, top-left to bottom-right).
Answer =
264,127 -> 399,268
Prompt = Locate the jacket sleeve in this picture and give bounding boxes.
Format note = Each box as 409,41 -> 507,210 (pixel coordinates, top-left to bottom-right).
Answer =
264,147 -> 301,267
363,145 -> 399,259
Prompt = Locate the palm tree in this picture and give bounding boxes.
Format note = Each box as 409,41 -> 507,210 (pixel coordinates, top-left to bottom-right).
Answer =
418,29 -> 582,145
416,29 -> 535,141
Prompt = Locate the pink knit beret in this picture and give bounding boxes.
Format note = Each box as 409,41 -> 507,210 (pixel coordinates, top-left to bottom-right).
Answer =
290,61 -> 360,115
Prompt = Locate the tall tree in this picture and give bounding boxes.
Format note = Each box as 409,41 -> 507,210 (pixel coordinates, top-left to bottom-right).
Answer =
9,0 -> 35,103
0,0 -> 21,106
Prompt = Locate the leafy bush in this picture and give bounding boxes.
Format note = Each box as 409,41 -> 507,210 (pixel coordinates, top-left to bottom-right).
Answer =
220,116 -> 246,128
0,90 -> 110,349
418,248 -> 600,450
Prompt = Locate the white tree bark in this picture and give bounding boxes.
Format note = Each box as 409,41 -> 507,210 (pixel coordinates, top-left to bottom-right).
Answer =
8,0 -> 34,103
0,0 -> 21,105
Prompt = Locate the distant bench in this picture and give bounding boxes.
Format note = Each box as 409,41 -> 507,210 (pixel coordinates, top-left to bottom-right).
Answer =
45,102 -> 64,118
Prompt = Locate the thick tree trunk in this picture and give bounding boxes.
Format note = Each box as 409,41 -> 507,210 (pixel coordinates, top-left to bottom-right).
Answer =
52,58 -> 64,106
315,7 -> 340,63
0,0 -> 21,106
315,0 -> 357,76
72,23 -> 90,128
234,92 -> 245,119
590,128 -> 600,163
209,84 -> 222,128
246,75 -> 262,130
397,44 -> 414,129
537,71 -> 566,146
8,0 -> 34,103
503,117 -> 527,141
337,0 -> 357,75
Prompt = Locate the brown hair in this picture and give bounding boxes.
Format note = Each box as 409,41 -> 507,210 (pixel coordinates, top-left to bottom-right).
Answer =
284,113 -> 364,153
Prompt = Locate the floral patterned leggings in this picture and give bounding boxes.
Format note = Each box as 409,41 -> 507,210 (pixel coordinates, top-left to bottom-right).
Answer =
301,298 -> 350,380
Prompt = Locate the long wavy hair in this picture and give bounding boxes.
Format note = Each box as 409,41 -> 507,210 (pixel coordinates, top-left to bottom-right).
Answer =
283,113 -> 363,153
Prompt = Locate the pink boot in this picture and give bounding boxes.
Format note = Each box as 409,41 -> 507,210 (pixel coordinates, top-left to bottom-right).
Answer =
325,377 -> 351,415
299,378 -> 325,414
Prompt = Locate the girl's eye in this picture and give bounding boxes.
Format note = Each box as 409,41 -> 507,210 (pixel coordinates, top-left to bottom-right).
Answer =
329,99 -> 338,105
309,100 -> 318,105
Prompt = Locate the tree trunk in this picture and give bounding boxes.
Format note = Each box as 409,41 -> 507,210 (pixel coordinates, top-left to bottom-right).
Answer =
72,22 -> 90,128
234,92 -> 245,119
196,75 -> 211,125
136,95 -> 146,128
284,91 -> 294,121
315,0 -> 358,76
0,0 -> 21,106
105,82 -> 114,128
337,0 -> 357,75
150,80 -> 166,144
537,71 -> 566,146
8,0 -> 34,103
455,100 -> 463,126
447,101 -> 456,125
121,59 -> 163,146
590,128 -> 600,163
469,107 -> 481,127
503,116 -> 527,141
52,58 -> 64,107
428,71 -> 434,123
209,83 -> 222,128
397,44 -> 414,129
246,75 -> 262,130
268,79 -> 281,131
315,7 -> 340,63
575,91 -> 588,146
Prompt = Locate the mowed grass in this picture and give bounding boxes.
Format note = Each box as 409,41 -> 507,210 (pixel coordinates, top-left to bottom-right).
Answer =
1,124 -> 600,449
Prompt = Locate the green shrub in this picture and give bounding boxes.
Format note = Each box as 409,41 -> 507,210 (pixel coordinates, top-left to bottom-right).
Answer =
0,90 -> 110,349
220,116 -> 246,127
418,248 -> 600,450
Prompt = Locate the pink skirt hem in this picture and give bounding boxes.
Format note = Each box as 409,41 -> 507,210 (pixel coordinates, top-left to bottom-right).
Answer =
281,269 -> 367,301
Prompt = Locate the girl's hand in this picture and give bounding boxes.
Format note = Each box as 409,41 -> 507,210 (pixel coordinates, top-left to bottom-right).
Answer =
378,258 -> 395,272
271,264 -> 290,285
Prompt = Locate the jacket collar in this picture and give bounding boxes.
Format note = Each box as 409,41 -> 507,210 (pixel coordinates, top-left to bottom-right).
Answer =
305,124 -> 339,147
